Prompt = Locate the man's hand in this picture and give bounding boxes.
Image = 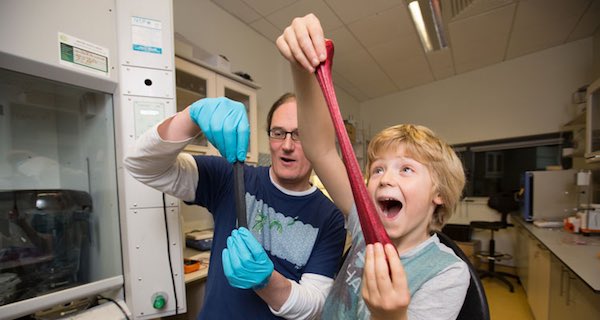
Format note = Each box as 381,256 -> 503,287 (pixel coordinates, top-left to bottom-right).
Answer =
362,243 -> 410,320
222,227 -> 274,289
189,97 -> 249,163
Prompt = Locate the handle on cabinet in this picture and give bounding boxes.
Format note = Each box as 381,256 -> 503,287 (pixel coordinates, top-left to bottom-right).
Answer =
559,266 -> 566,296
566,273 -> 576,306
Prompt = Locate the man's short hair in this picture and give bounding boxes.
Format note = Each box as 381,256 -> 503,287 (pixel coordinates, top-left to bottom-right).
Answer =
266,93 -> 296,130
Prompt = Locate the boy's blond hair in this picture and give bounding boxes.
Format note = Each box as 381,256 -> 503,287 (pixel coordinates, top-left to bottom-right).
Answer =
365,124 -> 465,232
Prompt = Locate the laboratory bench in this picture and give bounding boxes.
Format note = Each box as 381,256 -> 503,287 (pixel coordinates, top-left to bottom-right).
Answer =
182,247 -> 210,319
183,247 -> 210,284
512,215 -> 600,320
162,248 -> 210,320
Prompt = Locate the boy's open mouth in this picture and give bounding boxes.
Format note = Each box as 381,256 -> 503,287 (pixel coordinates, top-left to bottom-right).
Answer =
378,198 -> 403,219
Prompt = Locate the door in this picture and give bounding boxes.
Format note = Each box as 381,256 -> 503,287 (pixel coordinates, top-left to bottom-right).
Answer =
216,76 -> 258,163
175,57 -> 218,155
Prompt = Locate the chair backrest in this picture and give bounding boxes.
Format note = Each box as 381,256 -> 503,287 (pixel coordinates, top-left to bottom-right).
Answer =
488,192 -> 519,225
437,231 -> 490,320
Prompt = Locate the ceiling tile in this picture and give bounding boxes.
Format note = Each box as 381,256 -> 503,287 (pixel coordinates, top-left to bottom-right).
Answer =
367,38 -> 432,89
249,19 -> 282,42
506,0 -> 591,59
384,56 -> 434,90
331,47 -> 372,77
360,78 -> 399,98
568,0 -> 600,41
367,38 -> 424,65
332,71 -> 370,101
205,0 -> 598,101
450,0 -> 516,21
333,49 -> 397,98
242,0 -> 298,16
426,49 -> 455,80
346,6 -> 414,48
324,0 -> 401,24
450,3 -> 514,73
212,0 -> 261,23
265,0 -> 343,31
328,27 -> 363,59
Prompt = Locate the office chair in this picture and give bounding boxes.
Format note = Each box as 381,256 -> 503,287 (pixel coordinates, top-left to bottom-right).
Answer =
437,231 -> 490,320
470,192 -> 520,292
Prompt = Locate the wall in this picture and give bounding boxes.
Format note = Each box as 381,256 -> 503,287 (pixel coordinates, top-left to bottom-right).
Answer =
360,38 -> 594,145
593,28 -> 600,80
173,0 -> 360,157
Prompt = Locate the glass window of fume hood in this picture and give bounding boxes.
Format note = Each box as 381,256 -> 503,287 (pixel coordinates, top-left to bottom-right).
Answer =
454,132 -> 566,197
0,68 -> 122,307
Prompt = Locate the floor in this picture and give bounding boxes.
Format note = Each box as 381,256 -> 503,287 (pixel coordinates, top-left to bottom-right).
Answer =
482,275 -> 534,320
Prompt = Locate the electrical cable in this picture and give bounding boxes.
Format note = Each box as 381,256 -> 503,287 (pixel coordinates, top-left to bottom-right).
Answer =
97,295 -> 131,320
162,193 -> 179,315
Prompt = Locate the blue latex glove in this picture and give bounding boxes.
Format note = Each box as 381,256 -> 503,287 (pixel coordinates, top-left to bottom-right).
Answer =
222,227 -> 274,290
189,97 -> 249,163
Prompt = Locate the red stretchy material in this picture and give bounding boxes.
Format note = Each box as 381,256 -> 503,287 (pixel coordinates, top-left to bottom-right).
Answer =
315,39 -> 392,246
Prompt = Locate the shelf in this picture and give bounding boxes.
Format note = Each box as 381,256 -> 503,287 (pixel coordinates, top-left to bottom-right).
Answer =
183,248 -> 210,284
561,112 -> 586,131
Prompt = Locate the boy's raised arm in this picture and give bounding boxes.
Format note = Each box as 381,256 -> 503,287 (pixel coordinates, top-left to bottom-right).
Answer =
276,14 -> 353,215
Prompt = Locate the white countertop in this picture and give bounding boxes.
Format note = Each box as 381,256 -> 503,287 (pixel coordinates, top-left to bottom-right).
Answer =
515,216 -> 600,292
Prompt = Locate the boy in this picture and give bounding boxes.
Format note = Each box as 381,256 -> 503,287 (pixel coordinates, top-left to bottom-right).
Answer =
276,14 -> 469,320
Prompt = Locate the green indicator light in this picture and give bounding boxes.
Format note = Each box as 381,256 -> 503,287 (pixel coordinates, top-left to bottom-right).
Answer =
153,295 -> 166,309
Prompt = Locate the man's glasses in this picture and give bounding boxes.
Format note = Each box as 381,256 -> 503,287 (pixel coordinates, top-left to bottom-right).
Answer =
268,128 -> 300,141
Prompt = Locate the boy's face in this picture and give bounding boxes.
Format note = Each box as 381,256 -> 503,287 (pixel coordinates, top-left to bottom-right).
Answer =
367,145 -> 443,251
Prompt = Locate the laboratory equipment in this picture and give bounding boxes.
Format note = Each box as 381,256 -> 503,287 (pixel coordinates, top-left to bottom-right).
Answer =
520,169 -> 577,222
0,190 -> 92,306
1,0 -> 185,319
576,170 -> 600,234
585,77 -> 600,163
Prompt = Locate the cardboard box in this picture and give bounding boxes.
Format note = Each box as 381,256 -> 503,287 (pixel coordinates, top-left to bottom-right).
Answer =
344,121 -> 356,144
456,239 -> 481,269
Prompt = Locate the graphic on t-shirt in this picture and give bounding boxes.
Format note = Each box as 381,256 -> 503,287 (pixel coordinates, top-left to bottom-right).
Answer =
246,194 -> 318,269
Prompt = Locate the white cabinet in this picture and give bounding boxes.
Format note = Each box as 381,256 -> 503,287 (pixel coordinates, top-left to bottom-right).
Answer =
175,56 -> 258,164
450,197 -> 497,224
571,272 -> 600,317
549,254 -> 600,319
513,222 -> 600,320
549,255 -> 574,320
527,238 -> 551,320
514,223 -> 530,292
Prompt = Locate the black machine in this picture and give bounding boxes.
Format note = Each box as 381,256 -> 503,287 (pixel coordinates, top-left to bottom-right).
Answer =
0,190 -> 92,306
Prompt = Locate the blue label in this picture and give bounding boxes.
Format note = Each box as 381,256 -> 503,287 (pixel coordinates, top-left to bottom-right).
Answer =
132,44 -> 162,54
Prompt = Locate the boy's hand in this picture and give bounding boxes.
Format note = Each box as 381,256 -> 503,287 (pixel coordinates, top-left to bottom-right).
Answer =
362,243 -> 410,320
222,227 -> 274,289
189,97 -> 249,163
276,13 -> 327,73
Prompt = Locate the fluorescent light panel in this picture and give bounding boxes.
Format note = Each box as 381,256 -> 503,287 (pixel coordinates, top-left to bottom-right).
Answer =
408,0 -> 448,52
409,1 -> 433,52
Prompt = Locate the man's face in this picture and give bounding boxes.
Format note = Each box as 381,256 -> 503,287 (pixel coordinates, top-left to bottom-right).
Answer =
268,100 -> 312,191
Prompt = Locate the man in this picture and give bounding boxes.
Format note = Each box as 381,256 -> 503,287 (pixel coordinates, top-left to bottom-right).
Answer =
124,94 -> 346,319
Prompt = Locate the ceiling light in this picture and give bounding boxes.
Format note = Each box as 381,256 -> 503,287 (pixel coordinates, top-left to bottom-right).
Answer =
408,0 -> 448,52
